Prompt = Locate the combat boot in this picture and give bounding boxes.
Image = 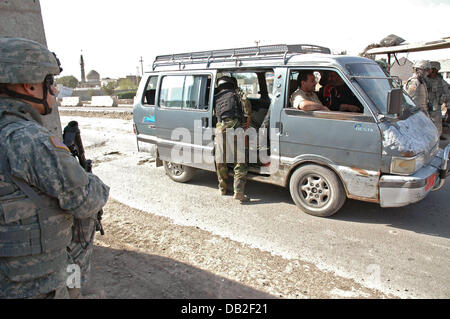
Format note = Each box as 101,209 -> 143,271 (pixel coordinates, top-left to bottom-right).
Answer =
233,193 -> 250,203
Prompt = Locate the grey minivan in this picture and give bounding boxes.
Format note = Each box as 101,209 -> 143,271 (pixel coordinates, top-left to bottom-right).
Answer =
133,44 -> 450,217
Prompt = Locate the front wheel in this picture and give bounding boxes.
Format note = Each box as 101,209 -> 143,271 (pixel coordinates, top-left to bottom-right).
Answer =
289,164 -> 346,217
163,161 -> 195,183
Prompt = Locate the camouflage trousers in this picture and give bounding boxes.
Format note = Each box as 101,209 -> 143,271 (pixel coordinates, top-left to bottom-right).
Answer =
215,118 -> 248,195
67,218 -> 96,287
430,109 -> 443,136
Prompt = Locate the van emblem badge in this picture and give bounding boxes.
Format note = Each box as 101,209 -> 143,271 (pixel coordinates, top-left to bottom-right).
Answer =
354,123 -> 374,133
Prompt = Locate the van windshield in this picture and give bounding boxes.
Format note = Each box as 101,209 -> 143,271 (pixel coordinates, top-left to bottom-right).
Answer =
346,63 -> 417,115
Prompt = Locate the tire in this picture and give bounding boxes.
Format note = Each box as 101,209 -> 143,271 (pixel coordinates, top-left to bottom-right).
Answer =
163,161 -> 195,183
289,164 -> 346,217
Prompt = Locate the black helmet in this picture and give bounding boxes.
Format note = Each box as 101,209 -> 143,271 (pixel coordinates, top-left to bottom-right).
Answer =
217,76 -> 237,90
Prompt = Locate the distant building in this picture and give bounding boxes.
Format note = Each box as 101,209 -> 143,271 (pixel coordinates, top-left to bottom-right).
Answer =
77,69 -> 101,89
80,54 -> 86,83
390,57 -> 413,83
101,77 -> 117,87
87,70 -> 101,86
124,75 -> 141,86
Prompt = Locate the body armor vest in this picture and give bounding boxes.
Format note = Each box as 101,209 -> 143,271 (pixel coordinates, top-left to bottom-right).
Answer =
214,89 -> 243,122
406,76 -> 429,113
0,114 -> 72,259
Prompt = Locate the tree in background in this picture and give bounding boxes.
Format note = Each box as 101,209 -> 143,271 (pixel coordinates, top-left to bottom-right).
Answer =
102,81 -> 117,96
55,75 -> 79,88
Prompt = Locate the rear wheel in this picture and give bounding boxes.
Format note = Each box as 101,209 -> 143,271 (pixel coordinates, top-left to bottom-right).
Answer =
163,161 -> 195,183
289,164 -> 346,217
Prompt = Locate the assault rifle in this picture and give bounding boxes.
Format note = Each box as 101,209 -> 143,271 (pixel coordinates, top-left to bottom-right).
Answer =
63,121 -> 105,236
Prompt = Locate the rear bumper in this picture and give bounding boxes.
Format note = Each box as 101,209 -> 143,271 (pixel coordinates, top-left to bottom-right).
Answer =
379,145 -> 450,208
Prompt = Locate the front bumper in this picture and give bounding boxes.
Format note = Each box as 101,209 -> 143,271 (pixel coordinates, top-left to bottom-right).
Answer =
379,145 -> 450,208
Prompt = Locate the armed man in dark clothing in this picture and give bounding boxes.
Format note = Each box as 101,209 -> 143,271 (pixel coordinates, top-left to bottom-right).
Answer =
214,76 -> 250,202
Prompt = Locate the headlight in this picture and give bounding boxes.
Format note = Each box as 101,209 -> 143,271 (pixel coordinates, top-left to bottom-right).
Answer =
391,154 -> 425,175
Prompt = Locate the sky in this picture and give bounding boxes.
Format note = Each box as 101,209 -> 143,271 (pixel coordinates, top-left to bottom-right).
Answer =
40,0 -> 450,80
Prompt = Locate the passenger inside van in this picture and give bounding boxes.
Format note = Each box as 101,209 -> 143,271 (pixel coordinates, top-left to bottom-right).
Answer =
290,71 -> 330,111
317,71 -> 363,113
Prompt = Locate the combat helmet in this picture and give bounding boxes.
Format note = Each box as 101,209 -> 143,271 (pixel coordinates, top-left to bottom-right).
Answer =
413,60 -> 431,70
217,76 -> 237,90
0,37 -> 63,114
430,61 -> 441,71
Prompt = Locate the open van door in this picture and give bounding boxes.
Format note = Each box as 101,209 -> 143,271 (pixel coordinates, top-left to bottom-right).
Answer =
154,70 -> 217,172
134,73 -> 159,155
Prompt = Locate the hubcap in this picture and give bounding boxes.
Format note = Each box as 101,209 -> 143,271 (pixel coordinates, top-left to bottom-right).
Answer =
299,174 -> 330,208
167,162 -> 184,176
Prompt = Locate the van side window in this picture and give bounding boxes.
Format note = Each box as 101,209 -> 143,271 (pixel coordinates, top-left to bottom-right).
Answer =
159,75 -> 211,110
288,70 -> 363,113
143,76 -> 158,105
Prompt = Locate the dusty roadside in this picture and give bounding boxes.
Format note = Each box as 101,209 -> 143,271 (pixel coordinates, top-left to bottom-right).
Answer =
84,198 -> 392,299
59,109 -> 133,120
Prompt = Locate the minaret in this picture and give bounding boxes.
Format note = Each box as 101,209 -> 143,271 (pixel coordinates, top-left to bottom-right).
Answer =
80,51 -> 86,83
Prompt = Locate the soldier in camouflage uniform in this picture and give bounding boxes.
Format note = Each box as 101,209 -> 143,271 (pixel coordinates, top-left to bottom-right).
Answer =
426,61 -> 449,140
0,37 -> 110,299
214,76 -> 251,202
404,60 -> 431,117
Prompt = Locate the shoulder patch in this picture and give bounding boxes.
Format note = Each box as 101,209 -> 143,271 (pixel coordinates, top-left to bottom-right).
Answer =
50,136 -> 70,153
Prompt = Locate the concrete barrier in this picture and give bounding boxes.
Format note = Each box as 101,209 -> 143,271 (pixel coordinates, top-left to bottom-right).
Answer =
91,96 -> 118,107
61,96 -> 81,107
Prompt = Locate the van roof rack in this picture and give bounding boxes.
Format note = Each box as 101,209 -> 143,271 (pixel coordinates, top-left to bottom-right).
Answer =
152,44 -> 331,70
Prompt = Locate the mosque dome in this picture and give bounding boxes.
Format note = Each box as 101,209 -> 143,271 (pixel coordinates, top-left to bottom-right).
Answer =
86,70 -> 100,81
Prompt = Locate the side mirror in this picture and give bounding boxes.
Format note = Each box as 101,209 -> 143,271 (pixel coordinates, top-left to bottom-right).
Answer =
387,88 -> 402,116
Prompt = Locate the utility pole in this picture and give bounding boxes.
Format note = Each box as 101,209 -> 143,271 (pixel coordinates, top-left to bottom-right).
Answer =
136,66 -> 140,85
139,56 -> 144,76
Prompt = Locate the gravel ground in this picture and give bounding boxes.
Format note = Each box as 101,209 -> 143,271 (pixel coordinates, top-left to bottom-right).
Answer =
84,198 -> 392,299
59,109 -> 133,120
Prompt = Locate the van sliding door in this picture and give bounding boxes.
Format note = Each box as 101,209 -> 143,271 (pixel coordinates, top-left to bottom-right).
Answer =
155,70 -> 216,172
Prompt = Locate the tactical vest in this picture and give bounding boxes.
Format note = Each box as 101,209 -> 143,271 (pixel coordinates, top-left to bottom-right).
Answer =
214,89 -> 243,122
427,76 -> 446,108
406,76 -> 429,113
0,115 -> 72,260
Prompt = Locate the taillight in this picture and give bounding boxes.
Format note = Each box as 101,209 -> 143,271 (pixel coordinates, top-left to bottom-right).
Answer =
133,123 -> 137,135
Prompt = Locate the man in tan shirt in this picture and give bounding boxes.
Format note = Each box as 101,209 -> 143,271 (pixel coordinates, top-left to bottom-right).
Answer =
290,71 -> 330,111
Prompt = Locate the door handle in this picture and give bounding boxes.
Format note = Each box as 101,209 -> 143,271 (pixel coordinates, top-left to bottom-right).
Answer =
275,122 -> 283,135
202,117 -> 209,128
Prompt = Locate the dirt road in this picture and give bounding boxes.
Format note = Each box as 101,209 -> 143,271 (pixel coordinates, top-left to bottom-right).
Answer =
86,199 -> 388,299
